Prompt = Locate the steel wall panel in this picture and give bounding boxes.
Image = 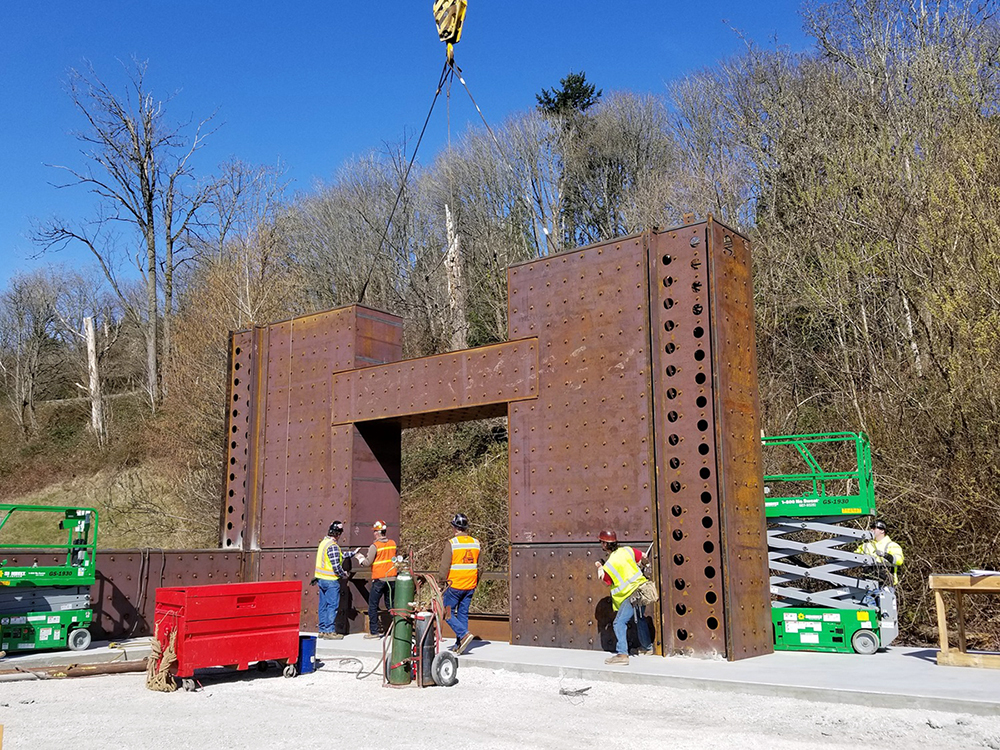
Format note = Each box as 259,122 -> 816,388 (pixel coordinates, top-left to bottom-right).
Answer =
349,422 -> 401,543
355,309 -> 408,364
508,236 -> 657,545
221,330 -> 255,548
341,309 -> 406,549
208,233 -> 771,660
258,310 -> 353,549
332,339 -> 538,426
649,224 -> 726,657
245,307 -> 403,550
510,543 -> 652,650
706,220 -> 772,660
256,549 -> 316,633
648,219 -> 771,661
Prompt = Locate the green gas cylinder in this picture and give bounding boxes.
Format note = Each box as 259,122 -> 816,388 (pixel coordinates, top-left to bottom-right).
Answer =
388,571 -> 415,685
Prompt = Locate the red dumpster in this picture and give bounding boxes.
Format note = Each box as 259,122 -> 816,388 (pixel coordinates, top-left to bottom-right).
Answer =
153,580 -> 302,687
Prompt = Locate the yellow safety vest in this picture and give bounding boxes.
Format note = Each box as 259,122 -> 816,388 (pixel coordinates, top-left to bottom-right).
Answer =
372,539 -> 398,580
602,546 -> 647,611
855,536 -> 904,585
315,537 -> 342,581
448,535 -> 480,590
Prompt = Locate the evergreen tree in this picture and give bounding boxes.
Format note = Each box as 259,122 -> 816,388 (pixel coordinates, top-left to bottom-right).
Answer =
536,71 -> 602,117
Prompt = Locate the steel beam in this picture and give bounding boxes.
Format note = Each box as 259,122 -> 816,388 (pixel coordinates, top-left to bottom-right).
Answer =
332,339 -> 538,426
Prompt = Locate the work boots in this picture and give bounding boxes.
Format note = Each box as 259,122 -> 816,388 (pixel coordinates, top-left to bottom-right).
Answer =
604,654 -> 629,665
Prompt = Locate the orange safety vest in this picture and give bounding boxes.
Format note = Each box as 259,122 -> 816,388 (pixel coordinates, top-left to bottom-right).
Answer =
448,535 -> 480,590
315,537 -> 342,581
371,539 -> 398,580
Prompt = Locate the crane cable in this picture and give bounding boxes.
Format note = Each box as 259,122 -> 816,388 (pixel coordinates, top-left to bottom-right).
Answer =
357,59 -> 454,304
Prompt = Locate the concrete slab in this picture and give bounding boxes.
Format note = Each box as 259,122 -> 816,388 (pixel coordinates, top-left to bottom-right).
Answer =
4,635 -> 999,716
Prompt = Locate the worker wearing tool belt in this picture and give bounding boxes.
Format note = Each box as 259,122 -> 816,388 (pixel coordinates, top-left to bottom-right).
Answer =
354,520 -> 398,639
856,518 -> 905,585
440,513 -> 480,654
315,521 -> 347,640
596,529 -> 653,665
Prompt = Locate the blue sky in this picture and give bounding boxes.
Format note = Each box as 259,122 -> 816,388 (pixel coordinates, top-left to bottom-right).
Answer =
0,2 -> 811,287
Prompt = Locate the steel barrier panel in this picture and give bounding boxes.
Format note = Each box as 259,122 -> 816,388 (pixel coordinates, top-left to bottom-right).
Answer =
221,307 -> 403,551
507,235 -> 657,545
258,309 -> 358,549
509,543 -> 652,651
331,339 -> 538,426
647,220 -> 771,661
221,330 -> 256,549
96,550 -> 243,639
648,223 -> 727,657
704,220 -> 771,660
256,549 -> 317,633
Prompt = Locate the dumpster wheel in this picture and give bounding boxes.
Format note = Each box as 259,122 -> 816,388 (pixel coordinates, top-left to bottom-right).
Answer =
283,663 -> 297,678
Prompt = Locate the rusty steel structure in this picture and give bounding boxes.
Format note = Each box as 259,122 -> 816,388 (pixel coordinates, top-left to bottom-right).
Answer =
4,218 -> 771,661
219,217 -> 771,660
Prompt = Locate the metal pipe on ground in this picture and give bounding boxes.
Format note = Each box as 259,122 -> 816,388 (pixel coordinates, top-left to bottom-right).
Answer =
0,658 -> 148,682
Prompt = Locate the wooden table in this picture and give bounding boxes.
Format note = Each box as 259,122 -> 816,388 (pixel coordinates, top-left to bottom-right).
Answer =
929,574 -> 1000,668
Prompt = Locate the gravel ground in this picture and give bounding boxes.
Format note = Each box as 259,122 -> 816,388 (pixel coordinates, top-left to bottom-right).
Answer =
2,657 -> 999,750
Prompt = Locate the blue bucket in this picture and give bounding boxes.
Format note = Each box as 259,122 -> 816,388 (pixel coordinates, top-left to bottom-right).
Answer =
297,634 -> 317,674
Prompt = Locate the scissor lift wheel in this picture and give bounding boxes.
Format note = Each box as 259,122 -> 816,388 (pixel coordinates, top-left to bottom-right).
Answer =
851,629 -> 879,655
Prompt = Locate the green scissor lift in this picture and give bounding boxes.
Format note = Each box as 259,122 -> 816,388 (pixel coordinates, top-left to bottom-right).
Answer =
763,433 -> 896,655
0,504 -> 98,654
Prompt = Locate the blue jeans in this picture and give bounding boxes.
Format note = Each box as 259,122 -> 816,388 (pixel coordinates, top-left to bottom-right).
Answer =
368,579 -> 394,635
613,598 -> 652,655
318,578 -> 340,634
443,586 -> 475,643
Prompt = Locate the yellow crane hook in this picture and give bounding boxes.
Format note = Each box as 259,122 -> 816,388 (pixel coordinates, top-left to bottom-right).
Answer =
432,0 -> 467,64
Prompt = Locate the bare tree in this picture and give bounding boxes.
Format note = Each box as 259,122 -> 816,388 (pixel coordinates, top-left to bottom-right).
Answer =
0,272 -> 63,437
34,57 -> 214,409
50,269 -> 122,447
186,159 -> 292,329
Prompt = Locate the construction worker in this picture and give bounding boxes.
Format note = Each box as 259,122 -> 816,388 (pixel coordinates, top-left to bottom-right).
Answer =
354,520 -> 398,639
856,518 -> 904,585
440,513 -> 480,655
315,520 -> 347,640
595,529 -> 653,665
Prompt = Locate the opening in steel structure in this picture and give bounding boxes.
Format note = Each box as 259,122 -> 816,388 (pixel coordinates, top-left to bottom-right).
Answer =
219,219 -> 772,660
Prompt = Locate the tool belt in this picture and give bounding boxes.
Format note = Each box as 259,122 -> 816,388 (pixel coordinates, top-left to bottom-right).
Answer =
629,580 -> 659,607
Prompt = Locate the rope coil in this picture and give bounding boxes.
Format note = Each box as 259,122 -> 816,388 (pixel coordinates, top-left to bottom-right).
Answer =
145,620 -> 178,692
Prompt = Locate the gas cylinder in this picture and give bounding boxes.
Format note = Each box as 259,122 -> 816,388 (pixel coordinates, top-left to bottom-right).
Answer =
413,611 -> 436,685
388,571 -> 415,685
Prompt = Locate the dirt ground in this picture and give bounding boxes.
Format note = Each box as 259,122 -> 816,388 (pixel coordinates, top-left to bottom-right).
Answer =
1,657 -> 999,750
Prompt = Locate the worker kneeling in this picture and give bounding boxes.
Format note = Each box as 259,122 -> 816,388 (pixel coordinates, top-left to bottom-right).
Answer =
596,529 -> 653,665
